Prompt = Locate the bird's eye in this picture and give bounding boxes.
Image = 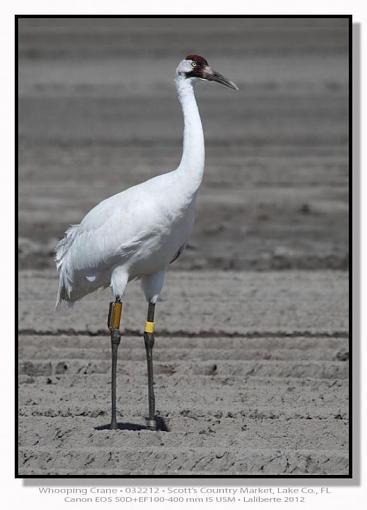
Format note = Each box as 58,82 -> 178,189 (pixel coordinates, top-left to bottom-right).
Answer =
191,62 -> 197,67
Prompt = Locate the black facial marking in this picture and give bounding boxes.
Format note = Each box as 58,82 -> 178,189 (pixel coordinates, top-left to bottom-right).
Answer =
185,54 -> 209,78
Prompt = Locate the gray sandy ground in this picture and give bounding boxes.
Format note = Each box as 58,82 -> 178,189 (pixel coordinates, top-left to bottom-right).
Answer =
18,270 -> 349,476
17,18 -> 349,476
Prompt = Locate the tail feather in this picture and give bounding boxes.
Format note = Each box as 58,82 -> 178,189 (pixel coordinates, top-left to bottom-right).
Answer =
55,225 -> 79,309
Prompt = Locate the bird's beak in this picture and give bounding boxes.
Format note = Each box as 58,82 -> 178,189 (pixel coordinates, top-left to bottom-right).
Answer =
203,66 -> 239,91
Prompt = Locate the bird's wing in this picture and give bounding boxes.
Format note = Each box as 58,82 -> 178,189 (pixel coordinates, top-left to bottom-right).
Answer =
68,197 -> 145,271
56,172 -> 182,304
62,180 -> 169,274
56,189 -> 150,304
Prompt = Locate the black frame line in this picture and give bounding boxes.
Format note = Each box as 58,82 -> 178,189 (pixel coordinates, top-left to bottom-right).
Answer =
15,14 -> 353,480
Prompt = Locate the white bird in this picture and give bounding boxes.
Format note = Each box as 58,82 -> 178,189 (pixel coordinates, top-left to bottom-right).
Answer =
55,55 -> 238,430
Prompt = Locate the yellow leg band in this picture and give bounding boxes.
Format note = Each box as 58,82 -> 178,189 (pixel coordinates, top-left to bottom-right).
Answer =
109,302 -> 123,330
144,321 -> 155,334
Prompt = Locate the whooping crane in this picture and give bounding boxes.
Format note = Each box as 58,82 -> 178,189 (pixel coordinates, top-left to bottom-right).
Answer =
55,55 -> 238,430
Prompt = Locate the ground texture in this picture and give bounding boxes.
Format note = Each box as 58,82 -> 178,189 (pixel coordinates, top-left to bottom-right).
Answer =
18,270 -> 349,475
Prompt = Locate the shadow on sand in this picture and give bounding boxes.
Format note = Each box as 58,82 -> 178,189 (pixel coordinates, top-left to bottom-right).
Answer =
95,416 -> 169,432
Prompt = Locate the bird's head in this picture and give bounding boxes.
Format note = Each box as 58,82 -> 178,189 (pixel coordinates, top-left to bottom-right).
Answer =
176,54 -> 239,91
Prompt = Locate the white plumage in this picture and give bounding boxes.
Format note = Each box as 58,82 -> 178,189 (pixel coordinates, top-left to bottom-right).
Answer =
56,55 -> 237,308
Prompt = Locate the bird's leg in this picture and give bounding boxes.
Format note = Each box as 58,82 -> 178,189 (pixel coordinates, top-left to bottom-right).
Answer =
107,297 -> 123,430
144,302 -> 157,430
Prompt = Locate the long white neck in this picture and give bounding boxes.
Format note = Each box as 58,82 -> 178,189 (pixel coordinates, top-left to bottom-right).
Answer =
175,75 -> 205,192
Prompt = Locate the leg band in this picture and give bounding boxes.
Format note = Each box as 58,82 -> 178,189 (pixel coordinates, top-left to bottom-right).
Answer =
108,301 -> 123,330
144,321 -> 155,333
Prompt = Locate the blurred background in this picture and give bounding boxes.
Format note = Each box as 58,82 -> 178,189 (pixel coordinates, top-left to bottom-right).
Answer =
18,17 -> 349,272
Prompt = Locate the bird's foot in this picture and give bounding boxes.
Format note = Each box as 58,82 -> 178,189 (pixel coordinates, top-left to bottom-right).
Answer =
110,420 -> 118,430
145,417 -> 157,431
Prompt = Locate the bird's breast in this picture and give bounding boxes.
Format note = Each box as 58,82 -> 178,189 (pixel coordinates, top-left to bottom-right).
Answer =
127,195 -> 196,277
